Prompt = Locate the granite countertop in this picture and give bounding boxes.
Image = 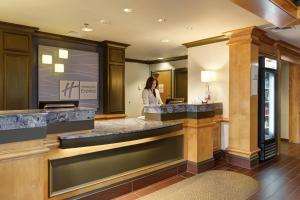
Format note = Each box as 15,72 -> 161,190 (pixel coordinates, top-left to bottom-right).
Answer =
144,103 -> 223,114
0,107 -> 96,131
59,118 -> 183,148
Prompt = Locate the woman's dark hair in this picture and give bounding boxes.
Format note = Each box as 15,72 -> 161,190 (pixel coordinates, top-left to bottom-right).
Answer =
144,76 -> 158,97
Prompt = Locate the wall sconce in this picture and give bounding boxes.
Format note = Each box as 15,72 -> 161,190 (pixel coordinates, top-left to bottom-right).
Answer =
42,54 -> 52,64
201,70 -> 216,103
54,64 -> 64,73
59,49 -> 68,59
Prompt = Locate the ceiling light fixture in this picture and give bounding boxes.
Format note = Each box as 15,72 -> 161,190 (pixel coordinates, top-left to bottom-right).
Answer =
123,8 -> 133,13
42,55 -> 52,64
100,19 -> 111,25
54,64 -> 64,73
81,23 -> 93,32
59,49 -> 68,59
157,58 -> 164,60
161,39 -> 170,43
158,18 -> 167,23
186,26 -> 193,30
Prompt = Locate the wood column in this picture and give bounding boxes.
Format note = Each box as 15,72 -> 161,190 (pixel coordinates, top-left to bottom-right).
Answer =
225,27 -> 261,169
0,140 -> 48,200
184,117 -> 218,173
289,64 -> 300,143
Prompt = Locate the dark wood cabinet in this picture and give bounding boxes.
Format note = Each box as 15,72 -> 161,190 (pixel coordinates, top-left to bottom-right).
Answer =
109,64 -> 124,113
0,23 -> 37,110
3,32 -> 30,52
3,53 -> 30,109
100,41 -> 129,114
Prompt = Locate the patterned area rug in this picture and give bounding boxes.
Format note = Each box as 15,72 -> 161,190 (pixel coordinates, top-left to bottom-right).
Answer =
138,170 -> 259,200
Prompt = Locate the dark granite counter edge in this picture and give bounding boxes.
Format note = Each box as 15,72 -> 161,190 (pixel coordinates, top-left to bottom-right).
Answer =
145,109 -> 223,121
59,123 -> 183,149
0,127 -> 47,144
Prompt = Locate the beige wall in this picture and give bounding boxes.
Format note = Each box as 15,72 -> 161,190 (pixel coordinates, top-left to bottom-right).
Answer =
187,41 -> 229,149
125,62 -> 150,117
149,60 -> 187,71
187,41 -> 229,117
280,61 -> 289,139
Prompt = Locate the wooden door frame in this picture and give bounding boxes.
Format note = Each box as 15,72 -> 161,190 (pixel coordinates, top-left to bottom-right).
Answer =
174,68 -> 188,101
151,69 -> 173,98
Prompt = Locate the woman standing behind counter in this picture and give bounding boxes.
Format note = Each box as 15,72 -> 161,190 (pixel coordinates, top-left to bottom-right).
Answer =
142,77 -> 163,106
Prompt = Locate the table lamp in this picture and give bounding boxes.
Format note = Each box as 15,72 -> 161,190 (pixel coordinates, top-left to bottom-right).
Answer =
201,70 -> 216,103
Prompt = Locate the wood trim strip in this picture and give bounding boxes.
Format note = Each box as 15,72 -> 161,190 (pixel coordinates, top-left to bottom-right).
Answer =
125,55 -> 188,65
148,55 -> 188,64
95,114 -> 127,120
182,35 -> 228,48
226,147 -> 261,158
34,31 -> 100,46
101,40 -> 130,48
0,21 -> 38,32
125,58 -> 150,64
270,0 -> 298,18
0,147 -> 49,161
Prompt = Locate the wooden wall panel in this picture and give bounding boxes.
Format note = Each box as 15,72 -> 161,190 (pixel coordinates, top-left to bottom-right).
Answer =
3,32 -> 29,52
289,64 -> 300,143
109,64 -> 125,113
109,47 -> 124,63
101,41 -> 128,114
0,30 -> 3,110
3,53 -> 29,110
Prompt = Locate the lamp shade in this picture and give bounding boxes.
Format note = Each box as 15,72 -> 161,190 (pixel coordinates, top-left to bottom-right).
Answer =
201,70 -> 216,82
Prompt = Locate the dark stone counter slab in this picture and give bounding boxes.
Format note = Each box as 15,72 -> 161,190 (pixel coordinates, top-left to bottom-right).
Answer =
143,103 -> 222,121
0,107 -> 95,131
59,118 -> 183,148
0,107 -> 95,144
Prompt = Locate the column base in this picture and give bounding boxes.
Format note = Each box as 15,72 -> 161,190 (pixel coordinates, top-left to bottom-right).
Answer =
226,153 -> 259,169
187,158 -> 215,174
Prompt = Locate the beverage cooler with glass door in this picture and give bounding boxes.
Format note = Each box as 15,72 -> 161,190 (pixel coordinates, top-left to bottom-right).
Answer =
258,56 -> 278,161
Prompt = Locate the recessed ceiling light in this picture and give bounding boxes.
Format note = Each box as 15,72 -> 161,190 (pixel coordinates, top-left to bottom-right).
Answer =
81,23 -> 93,32
124,8 -> 133,13
161,39 -> 170,43
157,58 -> 164,60
158,18 -> 167,23
100,19 -> 111,25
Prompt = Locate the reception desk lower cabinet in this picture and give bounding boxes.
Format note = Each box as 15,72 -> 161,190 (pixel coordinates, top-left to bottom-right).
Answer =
0,109 -> 185,200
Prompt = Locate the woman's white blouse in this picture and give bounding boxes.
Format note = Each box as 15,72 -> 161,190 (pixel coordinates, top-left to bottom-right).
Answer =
142,89 -> 163,106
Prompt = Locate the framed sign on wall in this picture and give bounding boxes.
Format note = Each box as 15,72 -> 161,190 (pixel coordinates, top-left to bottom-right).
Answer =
60,80 -> 80,100
80,81 -> 98,100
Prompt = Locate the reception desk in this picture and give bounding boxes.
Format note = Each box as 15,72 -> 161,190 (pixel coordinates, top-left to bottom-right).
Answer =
0,108 -> 185,200
0,103 -> 223,199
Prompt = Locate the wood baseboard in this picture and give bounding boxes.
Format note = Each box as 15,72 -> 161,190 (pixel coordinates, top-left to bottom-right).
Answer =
186,158 -> 215,174
213,150 -> 225,160
225,153 -> 259,169
280,138 -> 289,142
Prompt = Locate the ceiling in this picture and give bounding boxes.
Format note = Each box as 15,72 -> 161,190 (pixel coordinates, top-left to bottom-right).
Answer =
0,0 -> 269,60
261,24 -> 300,48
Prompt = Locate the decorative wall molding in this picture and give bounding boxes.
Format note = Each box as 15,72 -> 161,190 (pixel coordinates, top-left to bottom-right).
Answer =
182,35 -> 228,48
126,55 -> 188,65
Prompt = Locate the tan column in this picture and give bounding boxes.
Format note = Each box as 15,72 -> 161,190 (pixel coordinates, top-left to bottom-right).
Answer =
0,140 -> 48,200
225,27 -> 261,169
184,118 -> 216,173
289,64 -> 300,143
